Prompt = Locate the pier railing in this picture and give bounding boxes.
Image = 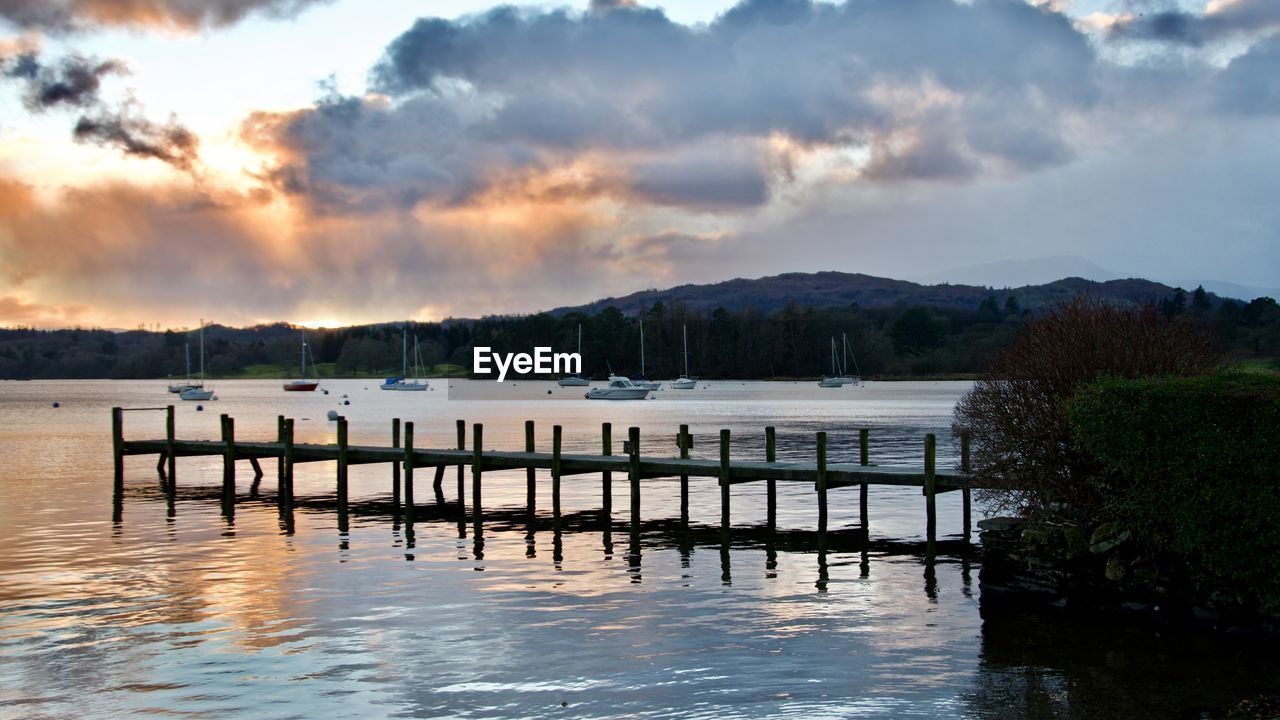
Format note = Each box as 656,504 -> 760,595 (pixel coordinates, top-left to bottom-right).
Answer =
112,406 -> 975,548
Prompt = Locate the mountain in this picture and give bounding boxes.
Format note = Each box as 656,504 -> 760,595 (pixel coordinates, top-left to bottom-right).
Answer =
911,255 -> 1119,288
550,271 -> 1197,316
1175,279 -> 1280,303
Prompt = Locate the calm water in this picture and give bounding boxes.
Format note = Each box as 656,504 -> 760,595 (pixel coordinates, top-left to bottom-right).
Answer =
1,380 -> 1275,719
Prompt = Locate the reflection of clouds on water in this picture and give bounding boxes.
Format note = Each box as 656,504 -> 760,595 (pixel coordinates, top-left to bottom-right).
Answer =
0,379 -> 1273,718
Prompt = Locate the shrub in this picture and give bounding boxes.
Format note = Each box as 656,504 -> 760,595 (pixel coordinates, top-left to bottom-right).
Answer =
953,296 -> 1219,517
1068,373 -> 1280,612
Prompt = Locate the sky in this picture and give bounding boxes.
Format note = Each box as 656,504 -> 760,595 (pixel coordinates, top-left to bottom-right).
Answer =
0,0 -> 1276,329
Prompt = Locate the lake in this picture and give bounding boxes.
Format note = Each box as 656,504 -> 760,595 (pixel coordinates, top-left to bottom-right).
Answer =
1,379 -> 1274,718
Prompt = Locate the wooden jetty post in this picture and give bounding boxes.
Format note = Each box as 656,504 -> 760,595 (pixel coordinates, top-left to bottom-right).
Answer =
165,405 -> 177,494
525,420 -> 536,514
601,423 -> 612,519
765,426 -> 777,530
816,431 -> 828,551
471,422 -> 484,530
220,414 -> 236,500
859,428 -> 870,537
275,415 -> 285,487
628,426 -> 641,533
403,421 -> 415,520
679,423 -> 691,525
719,429 -> 731,541
455,420 -> 466,505
391,418 -> 401,511
924,433 -> 937,546
282,418 -> 295,507
111,406 -> 124,498
961,431 -> 972,545
336,416 -> 350,520
552,425 -> 563,525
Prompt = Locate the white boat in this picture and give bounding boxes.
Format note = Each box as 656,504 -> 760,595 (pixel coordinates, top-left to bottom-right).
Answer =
168,342 -> 204,393
818,336 -> 846,388
381,332 -> 429,391
633,316 -> 662,390
586,376 -> 651,400
558,324 -> 589,386
283,333 -> 320,391
835,332 -> 861,385
180,320 -> 214,401
671,324 -> 696,389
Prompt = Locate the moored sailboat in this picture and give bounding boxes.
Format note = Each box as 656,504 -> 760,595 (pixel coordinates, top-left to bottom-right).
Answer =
671,324 -> 696,389
283,333 -> 320,391
633,316 -> 661,390
557,324 -> 589,386
167,342 -> 203,393
381,332 -> 429,391
180,320 -> 214,401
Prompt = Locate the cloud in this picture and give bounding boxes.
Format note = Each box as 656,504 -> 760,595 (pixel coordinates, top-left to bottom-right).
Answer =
1216,34 -> 1280,114
1,51 -> 125,111
1105,0 -> 1280,46
0,0 -> 330,33
245,0 -> 1097,215
73,112 -> 200,170
1,49 -> 201,172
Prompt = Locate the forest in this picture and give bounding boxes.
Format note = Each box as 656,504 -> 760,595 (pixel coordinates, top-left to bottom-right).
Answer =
1,287 -> 1276,380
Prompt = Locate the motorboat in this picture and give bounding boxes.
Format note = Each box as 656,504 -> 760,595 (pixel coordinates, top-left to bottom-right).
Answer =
558,324 -> 589,386
671,323 -> 696,389
283,333 -> 320,391
586,376 -> 651,400
381,332 -> 429,391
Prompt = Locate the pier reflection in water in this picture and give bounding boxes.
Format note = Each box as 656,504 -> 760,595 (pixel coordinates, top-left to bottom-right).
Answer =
2,379 -> 1277,719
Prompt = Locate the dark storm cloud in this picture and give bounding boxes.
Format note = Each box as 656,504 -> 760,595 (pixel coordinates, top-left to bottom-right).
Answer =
1,49 -> 200,172
0,0 -> 329,33
1106,0 -> 1280,46
73,113 -> 200,170
250,0 -> 1099,213
1,51 -> 124,111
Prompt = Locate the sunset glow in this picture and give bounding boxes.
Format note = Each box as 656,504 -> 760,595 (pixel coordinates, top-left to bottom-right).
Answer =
1,0 -> 1277,329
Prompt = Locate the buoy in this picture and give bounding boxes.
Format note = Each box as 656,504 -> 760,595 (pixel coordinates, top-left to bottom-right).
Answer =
196,404 -> 204,411
547,390 -> 552,395
322,389 -> 329,395
342,394 -> 348,398
51,401 -> 60,408
326,410 -> 339,421
343,399 -> 350,405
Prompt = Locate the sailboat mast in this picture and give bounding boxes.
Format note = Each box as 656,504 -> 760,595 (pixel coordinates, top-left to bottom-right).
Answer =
639,316 -> 646,378
185,343 -> 191,382
841,333 -> 847,376
301,335 -> 307,376
199,319 -> 205,381
683,324 -> 689,377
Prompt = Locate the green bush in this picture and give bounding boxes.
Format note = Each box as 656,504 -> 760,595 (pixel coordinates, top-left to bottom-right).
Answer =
1067,373 -> 1280,612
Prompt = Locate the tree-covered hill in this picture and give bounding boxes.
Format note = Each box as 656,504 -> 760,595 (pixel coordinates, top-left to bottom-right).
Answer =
1,274 -> 1275,380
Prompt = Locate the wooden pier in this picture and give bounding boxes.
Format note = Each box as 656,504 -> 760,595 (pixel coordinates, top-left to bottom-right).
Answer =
112,406 -> 974,548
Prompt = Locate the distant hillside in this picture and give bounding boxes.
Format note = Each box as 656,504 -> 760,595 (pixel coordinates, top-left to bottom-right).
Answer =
551,271 -> 1201,316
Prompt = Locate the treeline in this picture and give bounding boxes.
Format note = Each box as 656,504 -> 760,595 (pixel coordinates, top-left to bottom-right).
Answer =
1,288 -> 1277,380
